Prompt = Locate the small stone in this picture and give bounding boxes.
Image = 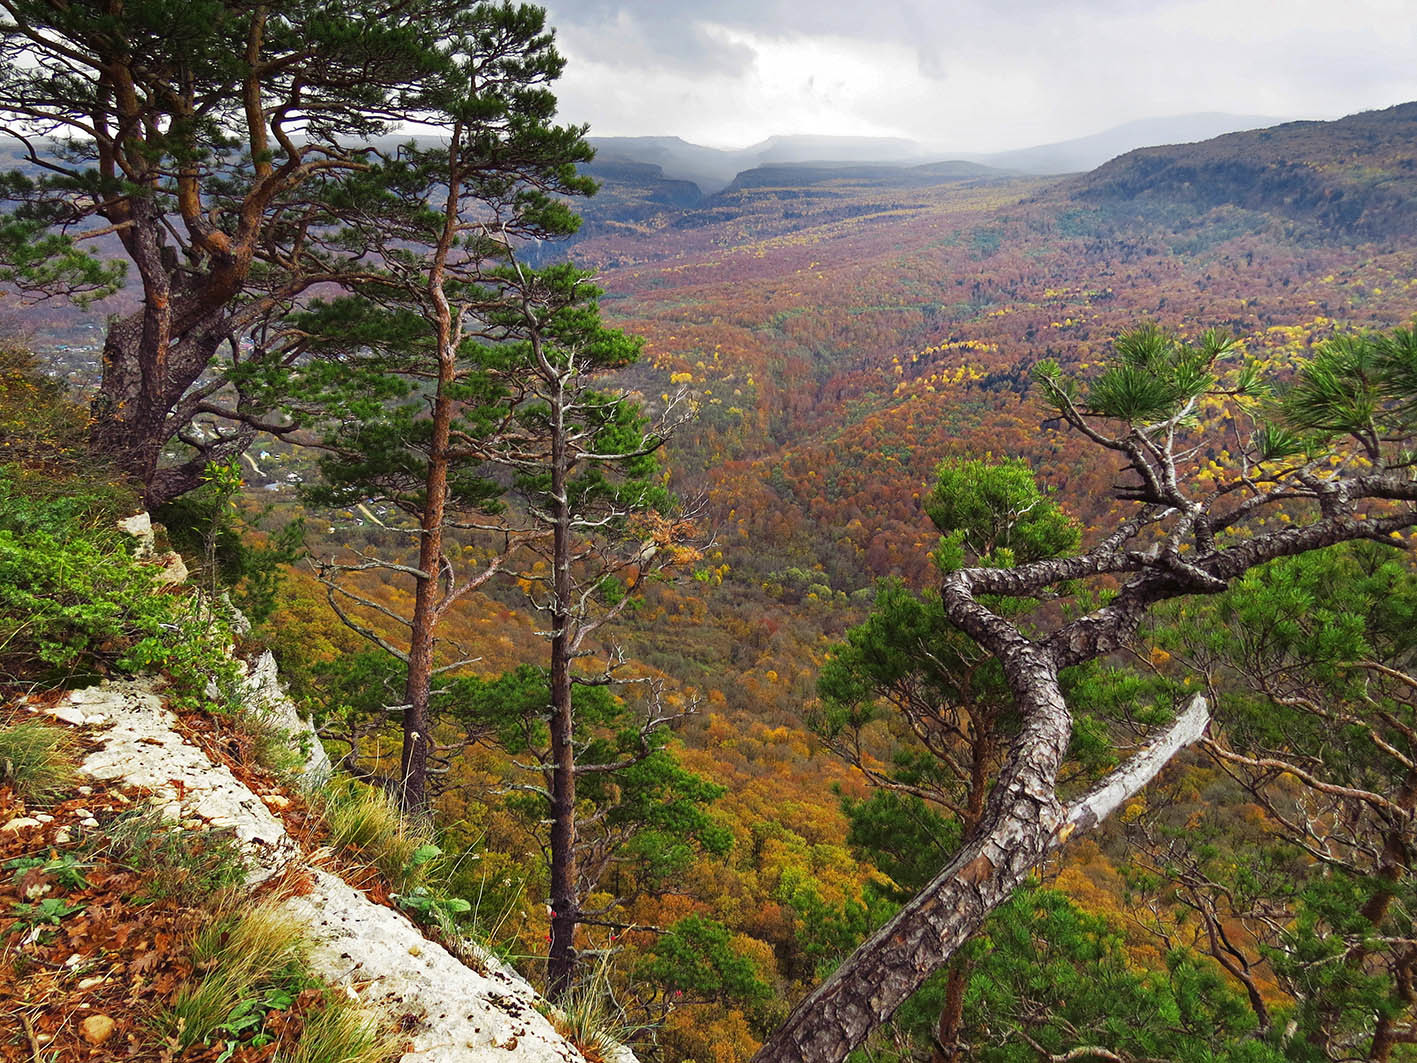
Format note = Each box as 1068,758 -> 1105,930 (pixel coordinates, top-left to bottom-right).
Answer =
79,1014 -> 116,1045
1,817 -> 40,832
64,953 -> 82,968
47,706 -> 86,726
53,826 -> 73,844
76,786 -> 92,796
79,818 -> 99,829
77,976 -> 104,991
408,944 -> 423,957
156,550 -> 188,585
34,813 -> 54,823
265,794 -> 291,810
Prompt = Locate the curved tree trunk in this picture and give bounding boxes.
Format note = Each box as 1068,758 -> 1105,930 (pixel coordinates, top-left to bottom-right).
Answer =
754,647 -> 1071,1063
752,683 -> 1210,1063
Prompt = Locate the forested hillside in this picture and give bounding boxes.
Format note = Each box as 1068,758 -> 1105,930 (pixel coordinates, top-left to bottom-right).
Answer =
259,99 -> 1417,1061
4,5 -> 1417,1058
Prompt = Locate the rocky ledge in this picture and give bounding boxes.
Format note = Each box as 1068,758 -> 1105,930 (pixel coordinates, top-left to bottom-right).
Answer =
27,670 -> 634,1063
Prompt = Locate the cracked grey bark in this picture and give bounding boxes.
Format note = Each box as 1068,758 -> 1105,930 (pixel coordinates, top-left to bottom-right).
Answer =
752,328 -> 1417,1062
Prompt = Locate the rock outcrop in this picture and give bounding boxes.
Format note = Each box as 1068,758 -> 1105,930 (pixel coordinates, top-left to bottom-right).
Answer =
34,675 -> 632,1063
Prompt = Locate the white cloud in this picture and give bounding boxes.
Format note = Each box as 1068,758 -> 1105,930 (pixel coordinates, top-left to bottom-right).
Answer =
546,0 -> 1417,149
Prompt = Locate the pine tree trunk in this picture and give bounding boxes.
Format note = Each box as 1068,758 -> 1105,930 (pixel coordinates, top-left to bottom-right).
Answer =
399,254 -> 458,816
752,649 -> 1070,1063
547,371 -> 579,998
931,964 -> 969,1063
400,455 -> 446,815
86,195 -> 251,508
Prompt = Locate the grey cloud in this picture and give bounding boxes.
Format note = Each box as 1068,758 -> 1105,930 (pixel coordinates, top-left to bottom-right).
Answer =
547,0 -> 1146,80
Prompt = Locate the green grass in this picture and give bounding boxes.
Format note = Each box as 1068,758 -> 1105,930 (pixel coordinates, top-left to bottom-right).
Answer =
237,707 -> 309,779
0,716 -> 77,804
275,996 -> 402,1063
320,780 -> 436,893
193,896 -> 307,983
160,897 -> 307,1048
101,808 -> 247,904
161,896 -> 401,1059
546,950 -> 637,1063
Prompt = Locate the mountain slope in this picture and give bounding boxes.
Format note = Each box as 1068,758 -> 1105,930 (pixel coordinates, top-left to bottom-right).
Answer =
1067,101 -> 1417,238
976,112 -> 1287,174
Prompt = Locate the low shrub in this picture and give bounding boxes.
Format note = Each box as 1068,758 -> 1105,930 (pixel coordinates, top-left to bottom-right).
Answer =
0,470 -> 238,695
101,809 -> 247,905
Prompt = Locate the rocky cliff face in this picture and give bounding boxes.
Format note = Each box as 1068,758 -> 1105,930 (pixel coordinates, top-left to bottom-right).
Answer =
23,656 -> 635,1063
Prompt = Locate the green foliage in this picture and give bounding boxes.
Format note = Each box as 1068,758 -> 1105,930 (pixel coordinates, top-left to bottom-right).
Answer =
775,866 -> 895,981
638,915 -> 770,1005
453,665 -> 729,890
0,717 -> 77,804
0,470 -> 236,693
1274,325 -> 1417,454
1142,543 -> 1417,1057
0,212 -> 125,304
156,474 -> 303,625
838,790 -> 958,901
926,457 -> 1079,569
1037,323 -> 1239,424
9,894 -> 84,932
942,887 -> 1283,1062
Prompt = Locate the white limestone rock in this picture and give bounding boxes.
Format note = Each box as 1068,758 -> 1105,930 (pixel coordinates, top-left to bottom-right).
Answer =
115,509 -> 188,584
156,549 -> 189,586
116,512 -> 155,557
284,871 -> 589,1063
56,680 -> 296,865
41,675 -> 633,1063
238,650 -> 333,784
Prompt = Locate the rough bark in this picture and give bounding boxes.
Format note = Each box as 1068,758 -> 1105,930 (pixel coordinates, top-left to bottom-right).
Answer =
398,366 -> 453,817
546,367 -> 579,999
753,642 -> 1070,1063
752,685 -> 1211,1063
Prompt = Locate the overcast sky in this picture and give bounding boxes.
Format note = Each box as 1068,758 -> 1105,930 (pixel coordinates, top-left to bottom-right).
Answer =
541,0 -> 1417,152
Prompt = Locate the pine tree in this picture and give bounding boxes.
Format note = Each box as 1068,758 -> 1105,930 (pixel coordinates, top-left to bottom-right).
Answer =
0,0 -> 575,506
274,3 -> 595,813
756,323 -> 1417,1062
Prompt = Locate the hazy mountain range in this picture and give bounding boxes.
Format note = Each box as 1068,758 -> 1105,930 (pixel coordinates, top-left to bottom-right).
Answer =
587,112 -> 1289,193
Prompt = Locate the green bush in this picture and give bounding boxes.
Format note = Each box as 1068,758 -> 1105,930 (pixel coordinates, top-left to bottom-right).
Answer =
0,470 -> 236,693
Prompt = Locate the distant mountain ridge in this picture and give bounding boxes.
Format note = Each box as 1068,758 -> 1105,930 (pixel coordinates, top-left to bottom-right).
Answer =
975,112 -> 1286,175
587,113 -> 1294,193
1067,101 -> 1417,239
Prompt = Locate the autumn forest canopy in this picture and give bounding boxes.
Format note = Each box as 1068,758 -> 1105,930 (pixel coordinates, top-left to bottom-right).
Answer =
6,2 -> 1417,1062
